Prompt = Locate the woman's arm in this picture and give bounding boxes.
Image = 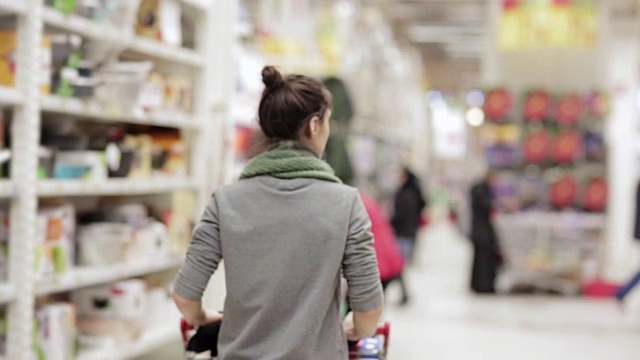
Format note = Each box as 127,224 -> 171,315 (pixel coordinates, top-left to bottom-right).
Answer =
342,192 -> 384,339
173,195 -> 223,323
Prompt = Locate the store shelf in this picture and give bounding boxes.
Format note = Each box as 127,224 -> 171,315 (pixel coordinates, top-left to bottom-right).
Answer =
0,283 -> 16,304
38,178 -> 199,197
43,7 -> 203,67
0,0 -> 27,15
77,317 -> 182,360
0,86 -> 22,107
42,7 -> 127,43
128,37 -> 203,68
41,95 -> 200,129
178,0 -> 209,10
120,321 -> 182,359
36,256 -> 183,296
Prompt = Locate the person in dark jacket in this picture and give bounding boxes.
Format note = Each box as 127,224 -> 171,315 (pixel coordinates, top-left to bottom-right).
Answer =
391,168 -> 427,266
469,171 -> 501,294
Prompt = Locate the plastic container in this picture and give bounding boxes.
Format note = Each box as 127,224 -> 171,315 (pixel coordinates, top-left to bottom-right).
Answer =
78,223 -> 132,266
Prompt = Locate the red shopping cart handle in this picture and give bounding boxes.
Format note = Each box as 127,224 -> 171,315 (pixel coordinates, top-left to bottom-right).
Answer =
181,318 -> 195,344
378,322 -> 390,350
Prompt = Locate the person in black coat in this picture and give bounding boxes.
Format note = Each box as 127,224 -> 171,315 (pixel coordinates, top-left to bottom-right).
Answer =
391,168 -> 427,265
469,172 -> 501,294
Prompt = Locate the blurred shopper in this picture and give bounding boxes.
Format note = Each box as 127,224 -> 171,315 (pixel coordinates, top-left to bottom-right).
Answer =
391,168 -> 427,265
469,172 -> 501,294
360,191 -> 409,305
172,66 -> 383,359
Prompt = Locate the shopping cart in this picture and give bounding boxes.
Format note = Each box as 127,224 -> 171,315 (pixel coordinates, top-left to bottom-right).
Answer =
181,319 -> 391,359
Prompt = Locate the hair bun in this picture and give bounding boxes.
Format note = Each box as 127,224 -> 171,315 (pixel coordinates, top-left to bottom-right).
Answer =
262,66 -> 284,90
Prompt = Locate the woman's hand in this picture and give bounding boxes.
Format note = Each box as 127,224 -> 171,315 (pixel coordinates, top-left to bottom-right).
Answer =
342,312 -> 360,341
192,309 -> 223,326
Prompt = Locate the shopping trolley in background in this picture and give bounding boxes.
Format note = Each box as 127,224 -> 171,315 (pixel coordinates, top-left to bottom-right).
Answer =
181,318 -> 391,359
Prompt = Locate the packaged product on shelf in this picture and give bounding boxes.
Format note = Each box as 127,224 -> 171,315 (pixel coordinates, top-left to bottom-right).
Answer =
54,151 -> 107,180
0,208 -> 8,282
158,0 -> 183,46
36,205 -> 76,280
51,0 -> 78,15
165,75 -> 193,113
138,72 -> 166,113
166,192 -> 195,251
124,134 -> 153,178
0,30 -> 51,94
35,303 -> 77,360
124,220 -> 171,262
94,61 -> 153,115
74,280 -> 147,343
0,308 -> 5,354
151,132 -> 187,176
136,0 -> 161,40
77,223 -> 133,266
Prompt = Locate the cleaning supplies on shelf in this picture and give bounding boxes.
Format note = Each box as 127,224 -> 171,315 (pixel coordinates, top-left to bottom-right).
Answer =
54,151 -> 107,180
35,303 -> 77,360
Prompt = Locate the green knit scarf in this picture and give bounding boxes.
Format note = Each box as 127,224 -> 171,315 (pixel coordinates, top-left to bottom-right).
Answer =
239,141 -> 342,183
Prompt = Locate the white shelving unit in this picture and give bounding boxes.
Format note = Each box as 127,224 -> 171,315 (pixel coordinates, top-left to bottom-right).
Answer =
76,310 -> 182,360
41,95 -> 201,130
0,1 -> 235,359
0,284 -> 16,304
0,87 -> 22,106
36,257 -> 183,296
0,0 -> 28,14
38,178 -> 199,197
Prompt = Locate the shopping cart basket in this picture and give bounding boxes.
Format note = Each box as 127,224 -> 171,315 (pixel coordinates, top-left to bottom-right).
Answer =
181,319 -> 391,359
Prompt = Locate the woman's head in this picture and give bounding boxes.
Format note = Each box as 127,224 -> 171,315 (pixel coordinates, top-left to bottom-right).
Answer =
258,66 -> 333,156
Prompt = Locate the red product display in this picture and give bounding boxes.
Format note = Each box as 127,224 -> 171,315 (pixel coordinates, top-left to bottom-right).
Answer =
523,90 -> 552,122
556,94 -> 584,125
583,178 -> 607,212
554,130 -> 582,163
549,174 -> 579,209
523,129 -> 551,163
483,88 -> 513,121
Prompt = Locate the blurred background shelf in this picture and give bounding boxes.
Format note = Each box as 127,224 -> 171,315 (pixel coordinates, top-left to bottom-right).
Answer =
0,284 -> 15,304
41,95 -> 200,129
77,313 -> 181,360
0,86 -> 22,107
129,37 -> 203,68
0,0 -> 28,15
43,8 -> 203,67
38,178 -> 199,197
42,7 -> 127,43
35,256 -> 183,296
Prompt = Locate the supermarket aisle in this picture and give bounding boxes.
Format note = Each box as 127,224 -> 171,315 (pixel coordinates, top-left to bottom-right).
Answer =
383,220 -> 640,360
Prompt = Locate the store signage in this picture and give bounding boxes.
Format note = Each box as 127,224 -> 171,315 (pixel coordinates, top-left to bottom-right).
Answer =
499,0 -> 598,51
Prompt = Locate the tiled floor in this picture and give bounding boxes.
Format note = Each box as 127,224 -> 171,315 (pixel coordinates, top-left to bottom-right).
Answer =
383,222 -> 640,360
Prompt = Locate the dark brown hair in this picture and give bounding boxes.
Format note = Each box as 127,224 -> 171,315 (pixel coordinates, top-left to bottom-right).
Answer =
258,66 -> 332,142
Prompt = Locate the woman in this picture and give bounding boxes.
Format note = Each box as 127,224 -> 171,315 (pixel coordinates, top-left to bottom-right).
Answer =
172,66 -> 383,359
391,168 -> 426,266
